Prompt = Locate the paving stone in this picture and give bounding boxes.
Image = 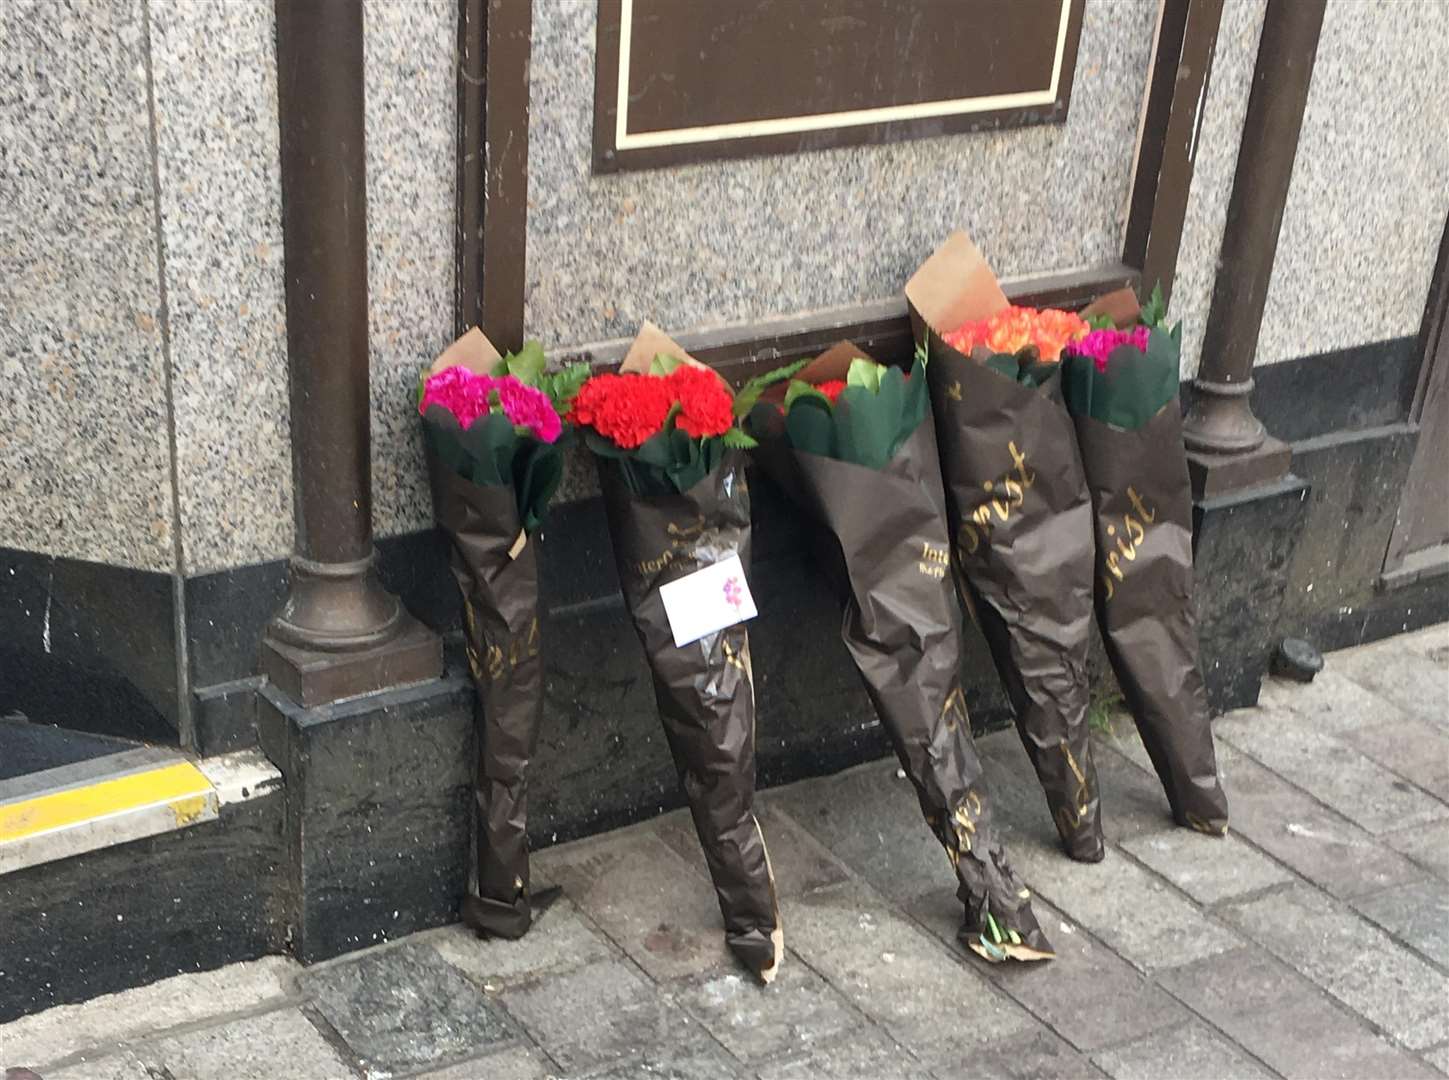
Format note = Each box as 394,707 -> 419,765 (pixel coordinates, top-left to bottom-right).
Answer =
1425,1044 -> 1449,1076
1090,731 -> 1184,842
580,1038 -> 747,1080
0,956 -> 297,1069
1119,828 -> 1291,905
967,779 -> 1239,973
36,1052 -> 150,1080
932,1028 -> 1107,1080
1257,670 -> 1405,734
907,890 -> 1186,1054
498,958 -> 714,1076
671,955 -> 860,1062
771,761 -> 957,905
1332,647 -> 1449,730
1340,715 -> 1449,802
656,802 -> 851,899
1089,1019 -> 1273,1080
140,1007 -> 352,1080
1400,621 -> 1449,659
302,942 -> 513,1074
1387,819 -> 1449,880
426,895 -> 616,986
755,1025 -> 928,1080
780,882 -> 1040,1072
1220,885 -> 1449,1050
415,1044 -> 551,1079
1159,948 -> 1441,1080
1348,881 -> 1449,967
1216,708 -> 1449,834
1211,742 -> 1423,899
538,830 -> 734,981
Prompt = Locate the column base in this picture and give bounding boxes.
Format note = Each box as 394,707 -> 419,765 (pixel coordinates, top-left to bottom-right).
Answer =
261,614 -> 442,709
1186,435 -> 1292,500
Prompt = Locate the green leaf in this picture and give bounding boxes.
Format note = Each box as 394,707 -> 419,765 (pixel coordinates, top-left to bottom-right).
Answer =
720,427 -> 757,449
416,370 -> 429,407
541,361 -> 591,417
1140,281 -> 1168,328
504,340 -> 548,385
1087,313 -> 1116,331
845,357 -> 882,393
986,912 -> 1004,945
734,357 -> 810,418
914,335 -> 930,369
784,379 -> 831,410
648,352 -> 684,377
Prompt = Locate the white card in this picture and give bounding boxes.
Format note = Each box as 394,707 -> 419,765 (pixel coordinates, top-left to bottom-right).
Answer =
658,553 -> 758,648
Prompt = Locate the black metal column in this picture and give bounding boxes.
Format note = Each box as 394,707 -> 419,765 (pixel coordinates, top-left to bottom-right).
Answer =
263,0 -> 440,707
1182,0 -> 1326,497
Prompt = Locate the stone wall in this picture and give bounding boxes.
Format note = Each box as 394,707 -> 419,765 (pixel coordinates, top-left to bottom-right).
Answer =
4,0 -> 1446,572
523,0 -> 1159,349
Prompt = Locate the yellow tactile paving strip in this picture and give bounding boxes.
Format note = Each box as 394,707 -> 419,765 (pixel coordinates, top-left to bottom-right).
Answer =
0,761 -> 216,844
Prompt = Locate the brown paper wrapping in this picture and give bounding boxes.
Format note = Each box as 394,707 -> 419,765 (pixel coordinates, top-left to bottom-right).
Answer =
1074,402 -> 1230,834
428,388 -> 544,937
595,325 -> 781,981
751,343 -> 1052,959
906,233 -> 1104,862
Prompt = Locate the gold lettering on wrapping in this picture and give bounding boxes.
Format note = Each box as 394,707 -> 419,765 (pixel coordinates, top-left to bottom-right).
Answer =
721,633 -> 748,673
951,789 -> 985,857
918,540 -> 949,579
1100,486 -> 1159,602
945,380 -> 963,402
940,684 -> 968,732
956,441 -> 1035,560
484,617 -> 540,681
1053,740 -> 1092,837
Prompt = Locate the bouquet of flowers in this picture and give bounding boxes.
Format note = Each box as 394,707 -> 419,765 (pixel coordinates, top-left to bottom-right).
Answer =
420,328 -> 588,939
906,232 -> 1103,863
748,342 -> 1053,962
571,322 -> 782,982
1061,288 -> 1229,835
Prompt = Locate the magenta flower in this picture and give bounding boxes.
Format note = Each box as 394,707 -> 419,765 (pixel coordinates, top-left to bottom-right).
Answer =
1066,326 -> 1151,372
495,376 -> 562,444
420,365 -> 493,427
420,367 -> 561,443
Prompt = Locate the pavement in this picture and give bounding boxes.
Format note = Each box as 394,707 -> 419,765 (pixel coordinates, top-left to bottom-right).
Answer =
3,624 -> 1448,1080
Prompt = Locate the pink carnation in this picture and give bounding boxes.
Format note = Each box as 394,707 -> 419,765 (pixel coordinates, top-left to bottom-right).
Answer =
420,366 -> 493,427
495,376 -> 562,444
420,367 -> 561,443
1067,325 -> 1151,372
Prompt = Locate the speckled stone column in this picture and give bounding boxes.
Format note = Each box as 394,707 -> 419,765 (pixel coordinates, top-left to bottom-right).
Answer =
261,0 -> 439,707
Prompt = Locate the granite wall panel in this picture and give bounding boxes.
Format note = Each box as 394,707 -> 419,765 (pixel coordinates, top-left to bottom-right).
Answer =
1168,0 -> 1267,379
0,0 -> 176,572
1256,0 -> 1449,365
150,0 -> 294,575
523,0 -> 1160,349
365,0 -> 457,541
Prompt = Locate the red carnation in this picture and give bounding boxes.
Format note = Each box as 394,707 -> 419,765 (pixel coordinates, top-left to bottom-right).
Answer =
816,379 -> 847,403
668,365 -> 734,438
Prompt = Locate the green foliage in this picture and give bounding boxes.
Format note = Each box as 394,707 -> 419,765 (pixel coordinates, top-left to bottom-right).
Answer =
846,356 -> 882,392
1087,692 -> 1123,736
539,361 -> 591,417
1062,326 -> 1181,430
733,357 -> 809,418
421,407 -> 564,533
486,340 -> 592,417
1086,313 -> 1117,331
778,358 -> 931,470
648,352 -> 685,377
1140,282 -> 1168,328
